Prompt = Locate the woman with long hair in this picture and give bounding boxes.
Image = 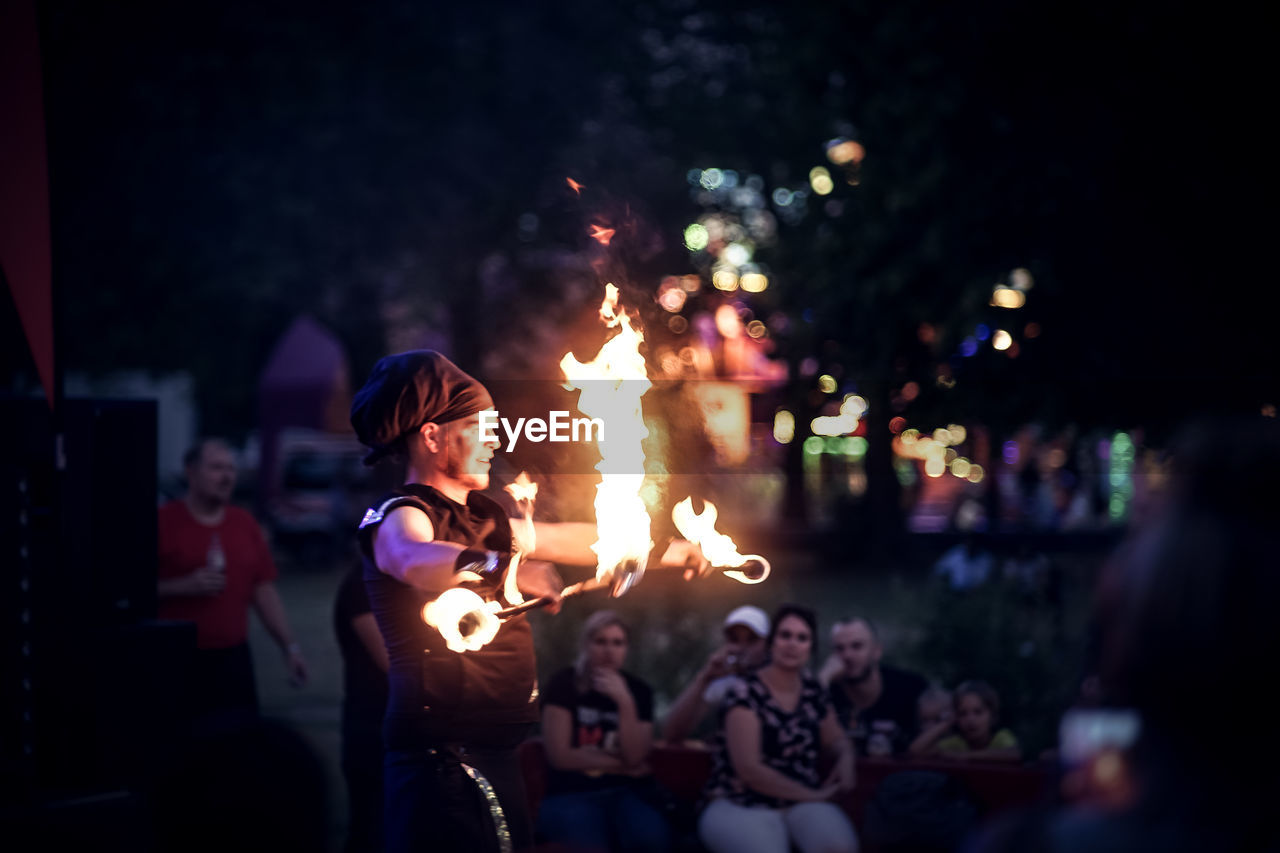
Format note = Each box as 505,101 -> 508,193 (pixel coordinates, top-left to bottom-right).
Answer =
699,603 -> 858,853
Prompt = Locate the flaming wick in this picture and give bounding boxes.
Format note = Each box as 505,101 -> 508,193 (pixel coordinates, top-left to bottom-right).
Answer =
503,472 -> 539,606
671,498 -> 772,585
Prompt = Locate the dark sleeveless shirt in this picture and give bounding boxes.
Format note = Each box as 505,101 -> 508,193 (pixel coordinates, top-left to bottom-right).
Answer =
357,484 -> 539,750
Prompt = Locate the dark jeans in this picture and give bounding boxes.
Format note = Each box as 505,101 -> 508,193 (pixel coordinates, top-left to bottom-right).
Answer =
537,785 -> 671,853
384,744 -> 533,853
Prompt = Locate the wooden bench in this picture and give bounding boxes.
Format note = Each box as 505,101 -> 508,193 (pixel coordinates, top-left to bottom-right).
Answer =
518,738 -> 1051,849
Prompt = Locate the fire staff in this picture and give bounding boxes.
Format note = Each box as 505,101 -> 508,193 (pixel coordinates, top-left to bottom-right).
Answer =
350,350 -> 704,853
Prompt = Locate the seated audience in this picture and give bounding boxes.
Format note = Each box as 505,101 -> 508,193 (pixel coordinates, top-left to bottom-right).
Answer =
662,605 -> 770,744
819,616 -> 928,756
907,684 -> 954,756
699,604 -> 857,853
932,680 -> 1020,762
538,610 -> 670,852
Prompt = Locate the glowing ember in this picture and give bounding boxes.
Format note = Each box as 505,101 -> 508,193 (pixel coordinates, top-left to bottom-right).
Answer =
423,588 -> 502,652
672,497 -> 770,584
567,177 -> 584,195
589,225 -> 616,246
502,471 -> 540,606
561,284 -> 653,584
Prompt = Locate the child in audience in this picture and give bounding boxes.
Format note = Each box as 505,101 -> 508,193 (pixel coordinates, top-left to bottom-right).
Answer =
907,685 -> 954,756
916,680 -> 1021,762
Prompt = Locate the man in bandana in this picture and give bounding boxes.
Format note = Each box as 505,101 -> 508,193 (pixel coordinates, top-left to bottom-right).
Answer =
350,350 -> 704,853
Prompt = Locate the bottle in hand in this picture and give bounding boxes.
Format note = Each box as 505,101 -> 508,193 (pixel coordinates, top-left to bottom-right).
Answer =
207,532 -> 226,573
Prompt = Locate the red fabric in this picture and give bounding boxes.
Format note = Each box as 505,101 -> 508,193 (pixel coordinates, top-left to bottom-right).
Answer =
157,501 -> 278,649
0,0 -> 55,407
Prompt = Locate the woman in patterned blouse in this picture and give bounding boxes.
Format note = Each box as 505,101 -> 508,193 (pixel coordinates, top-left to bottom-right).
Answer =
698,604 -> 859,853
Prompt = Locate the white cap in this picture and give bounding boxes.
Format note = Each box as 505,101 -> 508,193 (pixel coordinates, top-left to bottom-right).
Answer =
723,605 -> 769,638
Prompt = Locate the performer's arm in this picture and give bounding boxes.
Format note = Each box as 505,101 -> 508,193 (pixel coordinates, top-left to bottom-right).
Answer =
528,521 -> 598,566
529,522 -> 711,575
371,506 -> 471,593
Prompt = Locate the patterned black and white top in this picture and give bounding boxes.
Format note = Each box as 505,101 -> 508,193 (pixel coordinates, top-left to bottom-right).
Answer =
703,671 -> 830,808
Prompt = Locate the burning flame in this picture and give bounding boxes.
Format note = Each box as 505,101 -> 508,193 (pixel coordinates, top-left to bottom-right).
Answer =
561,283 -> 653,584
503,471 -> 539,606
566,177 -> 584,195
672,497 -> 770,584
423,588 -> 502,652
588,225 -> 615,246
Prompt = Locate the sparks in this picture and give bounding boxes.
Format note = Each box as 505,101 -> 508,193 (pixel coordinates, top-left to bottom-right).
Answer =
589,225 -> 615,246
566,177 -> 584,195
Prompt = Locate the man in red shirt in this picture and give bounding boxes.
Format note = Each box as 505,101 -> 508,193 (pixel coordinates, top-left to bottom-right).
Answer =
158,438 -> 308,718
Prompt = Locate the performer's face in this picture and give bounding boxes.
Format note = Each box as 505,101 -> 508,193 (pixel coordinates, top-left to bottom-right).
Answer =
439,409 -> 499,491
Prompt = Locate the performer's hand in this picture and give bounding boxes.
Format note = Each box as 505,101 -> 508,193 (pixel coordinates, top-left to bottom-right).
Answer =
188,567 -> 227,596
655,539 -> 711,581
516,560 -> 563,613
510,515 -> 536,556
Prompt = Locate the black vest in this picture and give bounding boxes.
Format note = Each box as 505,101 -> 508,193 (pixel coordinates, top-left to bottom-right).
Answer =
358,484 -> 538,749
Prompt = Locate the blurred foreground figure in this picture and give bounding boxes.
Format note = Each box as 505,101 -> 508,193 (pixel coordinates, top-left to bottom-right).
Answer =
157,438 -> 308,720
973,417 -> 1280,852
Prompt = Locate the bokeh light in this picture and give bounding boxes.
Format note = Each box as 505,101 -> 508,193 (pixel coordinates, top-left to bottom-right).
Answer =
992,287 -> 1026,308
712,269 -> 739,291
817,374 -> 838,394
740,272 -> 768,292
684,223 -> 709,251
714,303 -> 743,337
774,410 -> 795,444
992,329 -> 1013,350
809,166 -> 835,195
724,242 -> 752,266
746,320 -> 766,338
825,139 -> 865,165
1010,267 -> 1034,290
950,457 -> 972,479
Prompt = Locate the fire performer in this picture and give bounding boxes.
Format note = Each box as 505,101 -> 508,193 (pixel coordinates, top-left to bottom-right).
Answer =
350,350 -> 705,853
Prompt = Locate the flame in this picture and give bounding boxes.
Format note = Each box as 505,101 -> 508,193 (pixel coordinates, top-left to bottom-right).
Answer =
588,224 -> 615,246
422,588 -> 502,653
561,284 -> 653,584
502,471 -> 540,606
566,177 -> 584,195
672,497 -> 770,584
506,470 -> 539,504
